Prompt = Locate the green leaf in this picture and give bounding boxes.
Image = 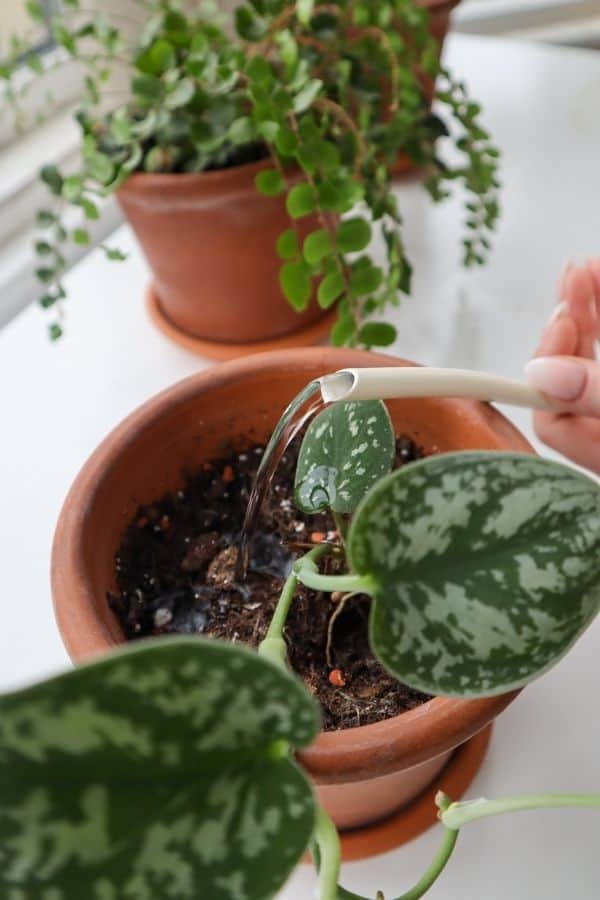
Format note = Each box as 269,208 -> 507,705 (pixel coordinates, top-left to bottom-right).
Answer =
36,210 -> 57,228
257,120 -> 279,142
337,218 -> 372,253
297,0 -> 315,25
303,228 -> 332,265
293,78 -> 322,113
80,198 -> 100,220
34,240 -> 52,256
347,452 -> 600,697
110,108 -> 133,143
165,77 -> 196,109
246,56 -> 272,85
255,168 -> 284,197
0,638 -> 319,898
228,116 -> 256,145
286,182 -> 316,218
25,0 -> 44,22
72,228 -> 90,245
275,127 -> 297,157
235,6 -> 267,41
102,246 -> 128,262
49,321 -> 63,340
295,401 -> 395,514
40,165 -> 63,196
52,22 -> 76,54
136,38 -> 176,76
280,260 -> 312,310
358,322 -> 397,347
35,267 -> 56,283
276,228 -> 298,260
318,178 -> 364,214
85,151 -> 115,185
62,175 -> 85,202
317,270 -> 344,308
350,261 -> 383,296
331,310 -> 356,346
132,74 -> 163,102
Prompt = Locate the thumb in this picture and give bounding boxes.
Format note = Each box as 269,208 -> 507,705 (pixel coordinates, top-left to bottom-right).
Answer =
525,356 -> 600,417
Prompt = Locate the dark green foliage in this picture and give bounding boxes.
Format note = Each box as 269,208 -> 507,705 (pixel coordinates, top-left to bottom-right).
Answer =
3,0 -> 500,343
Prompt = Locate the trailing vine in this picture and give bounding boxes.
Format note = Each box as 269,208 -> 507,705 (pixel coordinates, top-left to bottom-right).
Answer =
2,0 -> 500,344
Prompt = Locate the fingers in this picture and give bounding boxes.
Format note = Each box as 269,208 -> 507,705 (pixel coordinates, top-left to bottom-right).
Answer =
525,355 -> 600,417
532,411 -> 600,474
528,261 -> 600,472
563,265 -> 598,358
534,304 -> 578,358
585,257 -> 600,335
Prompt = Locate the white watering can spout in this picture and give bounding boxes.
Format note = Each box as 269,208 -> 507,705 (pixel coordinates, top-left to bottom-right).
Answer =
318,366 -> 558,412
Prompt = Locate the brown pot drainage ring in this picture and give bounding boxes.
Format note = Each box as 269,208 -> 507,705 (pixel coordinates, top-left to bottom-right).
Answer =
146,284 -> 338,361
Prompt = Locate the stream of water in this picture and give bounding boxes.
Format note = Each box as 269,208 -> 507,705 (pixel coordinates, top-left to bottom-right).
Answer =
237,379 -> 326,578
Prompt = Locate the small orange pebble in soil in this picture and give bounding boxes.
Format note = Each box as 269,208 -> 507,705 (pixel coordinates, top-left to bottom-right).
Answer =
222,465 -> 235,483
310,531 -> 326,543
136,516 -> 148,528
329,669 -> 346,687
159,515 -> 171,530
202,462 -> 213,472
331,591 -> 345,604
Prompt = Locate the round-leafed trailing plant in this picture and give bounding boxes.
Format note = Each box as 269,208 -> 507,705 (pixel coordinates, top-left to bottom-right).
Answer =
2,0 -> 500,343
1,399 -> 600,898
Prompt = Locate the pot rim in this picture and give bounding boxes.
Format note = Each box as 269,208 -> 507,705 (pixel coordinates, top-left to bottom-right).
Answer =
52,347 -> 530,783
117,155 -> 276,197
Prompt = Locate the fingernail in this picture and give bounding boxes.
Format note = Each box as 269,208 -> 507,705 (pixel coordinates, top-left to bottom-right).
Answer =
547,301 -> 568,326
525,357 -> 586,400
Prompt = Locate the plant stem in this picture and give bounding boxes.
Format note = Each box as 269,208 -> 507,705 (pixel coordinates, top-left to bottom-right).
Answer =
325,590 -> 360,668
395,827 -> 458,900
294,554 -> 373,594
311,805 -> 342,900
332,511 -> 348,545
312,823 -> 459,900
441,793 -> 600,830
258,545 -> 332,667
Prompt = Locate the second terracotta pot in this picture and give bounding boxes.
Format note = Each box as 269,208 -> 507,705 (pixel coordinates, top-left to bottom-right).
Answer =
117,159 -> 330,351
52,348 -> 530,835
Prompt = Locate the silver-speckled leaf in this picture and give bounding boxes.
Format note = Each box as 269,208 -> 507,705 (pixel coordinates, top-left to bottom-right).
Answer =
348,452 -> 600,697
0,638 -> 320,899
295,400 -> 395,514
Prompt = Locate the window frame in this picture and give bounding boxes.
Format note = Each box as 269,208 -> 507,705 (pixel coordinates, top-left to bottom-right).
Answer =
456,0 -> 600,33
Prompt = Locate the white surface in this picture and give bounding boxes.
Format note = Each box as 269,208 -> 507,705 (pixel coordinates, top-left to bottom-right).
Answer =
1,32 -> 599,900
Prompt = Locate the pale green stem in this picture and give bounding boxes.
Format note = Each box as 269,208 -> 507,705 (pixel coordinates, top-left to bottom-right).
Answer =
332,511 -> 348,545
259,545 -> 332,667
312,818 -> 458,900
311,806 -> 342,900
441,793 -> 600,830
294,555 -> 373,594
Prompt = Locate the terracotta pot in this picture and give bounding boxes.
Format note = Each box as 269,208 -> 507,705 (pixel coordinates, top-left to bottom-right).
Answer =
425,0 -> 462,44
117,159 -> 329,351
393,0 -> 462,177
52,348 -> 530,834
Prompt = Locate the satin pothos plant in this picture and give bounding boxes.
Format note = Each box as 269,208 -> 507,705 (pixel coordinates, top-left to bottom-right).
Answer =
2,401 -> 600,899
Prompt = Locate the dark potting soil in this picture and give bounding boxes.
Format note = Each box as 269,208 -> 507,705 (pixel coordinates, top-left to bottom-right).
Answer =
110,436 -> 431,731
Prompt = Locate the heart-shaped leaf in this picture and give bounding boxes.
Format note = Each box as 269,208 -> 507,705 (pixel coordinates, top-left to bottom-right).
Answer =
295,400 -> 395,514
0,638 -> 320,898
348,452 -> 600,696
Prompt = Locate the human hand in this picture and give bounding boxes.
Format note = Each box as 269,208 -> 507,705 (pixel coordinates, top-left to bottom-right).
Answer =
525,261 -> 600,474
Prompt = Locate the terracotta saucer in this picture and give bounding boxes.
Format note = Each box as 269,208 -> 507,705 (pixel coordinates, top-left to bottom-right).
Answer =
312,725 -> 492,864
146,285 -> 338,361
